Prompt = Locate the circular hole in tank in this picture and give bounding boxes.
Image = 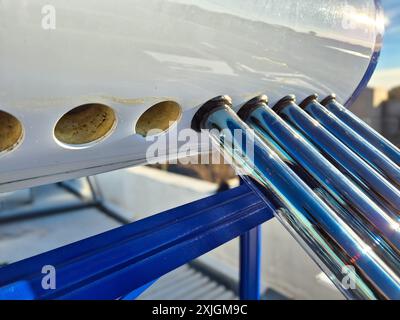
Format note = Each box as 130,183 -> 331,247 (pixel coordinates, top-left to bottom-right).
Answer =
54,103 -> 116,147
0,110 -> 24,154
135,101 -> 182,137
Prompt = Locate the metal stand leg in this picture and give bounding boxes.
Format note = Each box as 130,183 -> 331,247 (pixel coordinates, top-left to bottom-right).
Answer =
86,176 -> 132,224
239,226 -> 261,300
86,176 -> 102,202
1,177 -> 131,225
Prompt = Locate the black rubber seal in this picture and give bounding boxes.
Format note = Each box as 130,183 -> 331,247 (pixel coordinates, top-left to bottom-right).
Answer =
237,95 -> 268,121
320,94 -> 337,106
272,95 -> 296,114
191,95 -> 232,132
299,94 -> 319,110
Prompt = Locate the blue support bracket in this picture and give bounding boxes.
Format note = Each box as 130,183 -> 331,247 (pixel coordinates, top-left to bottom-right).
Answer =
0,182 -> 275,300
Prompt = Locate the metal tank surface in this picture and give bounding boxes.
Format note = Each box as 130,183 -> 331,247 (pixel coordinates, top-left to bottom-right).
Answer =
0,0 -> 384,192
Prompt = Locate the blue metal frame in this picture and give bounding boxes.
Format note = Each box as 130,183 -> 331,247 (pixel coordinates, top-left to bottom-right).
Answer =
240,226 -> 261,300
122,280 -> 157,300
0,180 -> 274,300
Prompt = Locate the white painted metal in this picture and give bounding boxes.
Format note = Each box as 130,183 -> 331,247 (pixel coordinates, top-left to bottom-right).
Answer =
0,0 -> 383,192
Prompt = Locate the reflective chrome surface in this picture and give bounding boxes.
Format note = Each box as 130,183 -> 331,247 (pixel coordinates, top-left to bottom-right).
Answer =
300,96 -> 400,188
322,95 -> 400,166
274,97 -> 400,220
238,96 -> 400,272
193,97 -> 400,300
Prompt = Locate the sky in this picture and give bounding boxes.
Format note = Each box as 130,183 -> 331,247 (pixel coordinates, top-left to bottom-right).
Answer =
369,0 -> 400,89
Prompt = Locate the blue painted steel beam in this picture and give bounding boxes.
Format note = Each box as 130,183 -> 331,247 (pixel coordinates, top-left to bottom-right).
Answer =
122,280 -> 157,300
240,226 -> 261,300
0,182 -> 275,300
